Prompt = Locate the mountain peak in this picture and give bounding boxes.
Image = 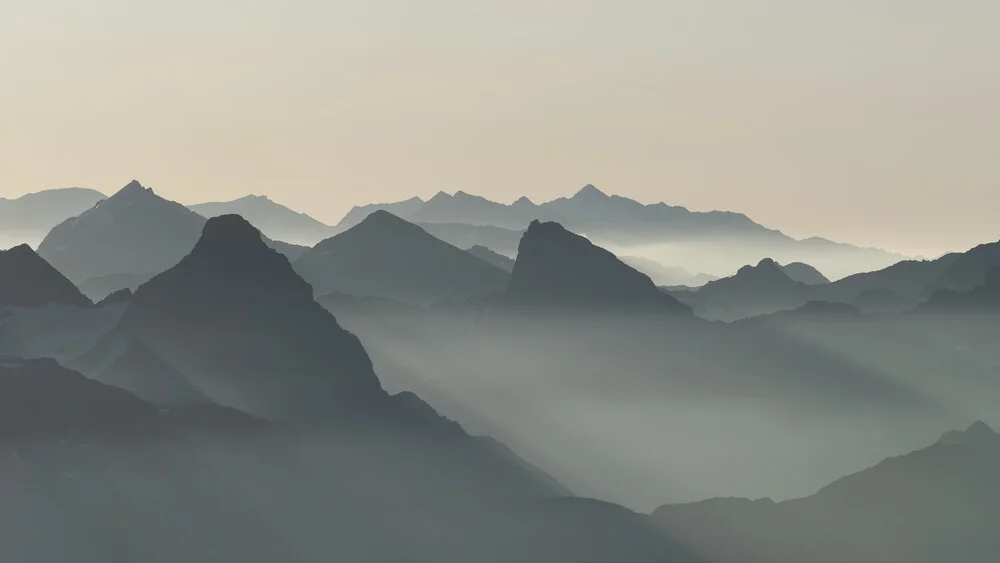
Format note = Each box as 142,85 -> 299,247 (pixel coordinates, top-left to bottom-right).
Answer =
937,420 -> 998,446
573,184 -> 609,200
0,244 -> 92,307
194,214 -> 267,252
513,196 -> 535,207
117,179 -> 150,196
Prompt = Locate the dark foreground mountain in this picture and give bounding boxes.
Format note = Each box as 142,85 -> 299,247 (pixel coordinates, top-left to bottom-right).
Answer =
0,187 -> 105,244
653,421 -> 1000,563
295,211 -> 510,305
504,221 -> 692,315
0,245 -> 91,308
0,357 -> 707,563
466,245 -> 515,271
37,180 -> 315,282
190,194 -> 335,245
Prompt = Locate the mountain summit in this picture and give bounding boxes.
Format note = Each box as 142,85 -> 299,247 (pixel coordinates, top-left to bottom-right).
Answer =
37,180 -> 206,282
81,214 -> 386,420
295,211 -> 510,305
504,220 -> 692,314
0,245 -> 91,308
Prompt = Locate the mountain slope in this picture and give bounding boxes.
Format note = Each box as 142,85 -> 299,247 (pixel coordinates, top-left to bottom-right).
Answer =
0,245 -> 91,308
504,220 -> 692,315
296,211 -> 510,305
190,194 -> 334,245
781,261 -> 830,285
466,245 -> 515,271
335,196 -> 425,230
653,422 -> 1000,563
0,187 -> 106,244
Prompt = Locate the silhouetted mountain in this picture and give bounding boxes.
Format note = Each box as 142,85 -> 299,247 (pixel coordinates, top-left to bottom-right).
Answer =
0,245 -> 91,308
504,220 -> 692,315
935,240 -> 1000,292
335,196 -> 425,230
37,180 -> 207,282
467,245 -> 515,271
38,180 -> 315,282
80,214 -> 387,420
190,194 -> 335,245
781,261 -> 829,285
672,258 -> 812,321
0,187 -> 105,244
418,222 -> 524,256
296,211 -> 510,305
653,421 -> 1000,563
820,253 -> 961,304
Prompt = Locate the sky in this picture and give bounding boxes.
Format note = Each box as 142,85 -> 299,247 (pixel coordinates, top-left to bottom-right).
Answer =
2,0 -> 998,256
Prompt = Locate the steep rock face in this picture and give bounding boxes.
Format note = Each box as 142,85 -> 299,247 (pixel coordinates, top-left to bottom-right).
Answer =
83,214 -> 386,421
295,211 -> 510,305
0,245 -> 91,308
504,220 -> 692,315
38,180 -> 206,282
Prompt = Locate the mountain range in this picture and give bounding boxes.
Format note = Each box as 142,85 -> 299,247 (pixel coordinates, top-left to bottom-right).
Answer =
36,181 -> 307,289
0,187 -> 105,246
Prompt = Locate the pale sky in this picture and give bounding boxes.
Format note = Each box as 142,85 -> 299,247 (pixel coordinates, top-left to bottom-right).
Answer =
2,0 -> 998,255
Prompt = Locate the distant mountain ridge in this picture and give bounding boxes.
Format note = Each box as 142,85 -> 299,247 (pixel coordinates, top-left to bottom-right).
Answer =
190,194 -> 335,245
0,187 -> 106,246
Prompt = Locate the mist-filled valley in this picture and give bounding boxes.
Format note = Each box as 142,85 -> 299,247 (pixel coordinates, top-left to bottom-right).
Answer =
2,179 -> 1000,562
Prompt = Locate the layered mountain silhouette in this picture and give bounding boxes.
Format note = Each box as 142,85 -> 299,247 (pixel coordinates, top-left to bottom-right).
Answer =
38,180 -> 312,283
653,421 -> 1000,563
466,245 -> 515,271
295,211 -> 510,305
335,196 -> 425,230
190,194 -> 335,245
504,220 -> 692,314
0,187 -> 105,244
0,244 -> 91,308
671,258 -> 812,321
0,357 -> 707,563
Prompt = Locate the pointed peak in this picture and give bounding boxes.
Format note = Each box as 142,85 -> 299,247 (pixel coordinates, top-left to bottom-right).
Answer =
428,190 -> 452,202
967,420 -> 997,436
513,196 -> 535,206
937,421 -> 998,446
3,243 -> 38,257
117,179 -> 150,196
573,184 -> 608,200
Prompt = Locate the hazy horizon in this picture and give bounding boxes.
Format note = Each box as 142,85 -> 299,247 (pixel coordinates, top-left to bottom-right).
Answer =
4,0 -> 998,256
